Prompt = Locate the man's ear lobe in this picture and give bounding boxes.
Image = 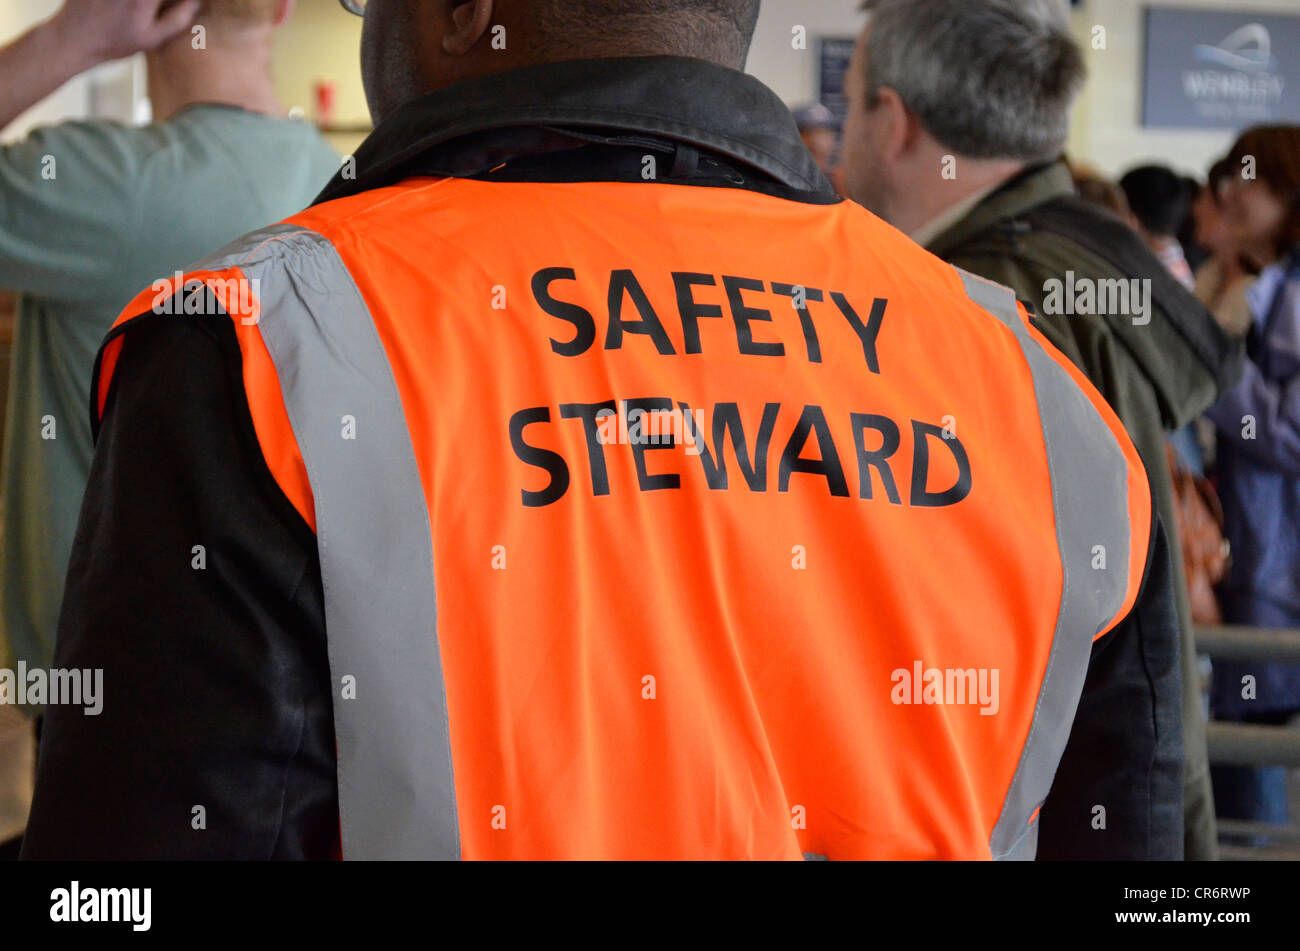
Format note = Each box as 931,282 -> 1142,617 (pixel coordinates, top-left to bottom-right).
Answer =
443,0 -> 496,56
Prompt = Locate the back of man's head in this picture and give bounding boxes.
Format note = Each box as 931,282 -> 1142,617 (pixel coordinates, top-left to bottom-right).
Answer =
360,0 -> 762,126
147,0 -> 291,120
529,0 -> 761,70
860,0 -> 1084,162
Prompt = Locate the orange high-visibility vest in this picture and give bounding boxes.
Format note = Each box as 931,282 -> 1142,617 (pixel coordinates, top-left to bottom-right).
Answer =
98,178 -> 1150,860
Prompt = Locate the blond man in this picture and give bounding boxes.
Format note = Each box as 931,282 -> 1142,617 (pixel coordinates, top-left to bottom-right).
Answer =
0,0 -> 338,751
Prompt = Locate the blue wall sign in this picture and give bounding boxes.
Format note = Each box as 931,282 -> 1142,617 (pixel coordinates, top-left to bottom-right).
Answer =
1143,7 -> 1300,129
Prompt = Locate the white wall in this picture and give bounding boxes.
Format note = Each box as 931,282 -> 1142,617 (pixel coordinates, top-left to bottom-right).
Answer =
0,0 -> 91,142
745,0 -> 862,107
272,3 -> 367,128
1068,0 -> 1300,179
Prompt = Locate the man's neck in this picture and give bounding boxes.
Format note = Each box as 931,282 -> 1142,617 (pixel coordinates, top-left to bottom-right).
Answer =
145,38 -> 283,123
893,156 -> 1025,242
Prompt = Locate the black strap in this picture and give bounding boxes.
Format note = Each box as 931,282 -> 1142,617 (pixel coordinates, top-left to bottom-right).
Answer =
671,143 -> 700,179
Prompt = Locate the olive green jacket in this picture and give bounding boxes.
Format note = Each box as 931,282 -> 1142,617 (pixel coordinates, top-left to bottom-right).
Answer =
928,160 -> 1245,861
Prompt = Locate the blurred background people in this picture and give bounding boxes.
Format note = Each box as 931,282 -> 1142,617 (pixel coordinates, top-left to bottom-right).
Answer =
1178,174 -> 1210,275
1120,164 -> 1197,291
1193,159 -> 1262,339
1070,160 -> 1133,220
792,101 -> 840,181
0,0 -> 339,856
842,0 -> 1246,860
1204,125 -> 1300,831
1117,164 -> 1222,515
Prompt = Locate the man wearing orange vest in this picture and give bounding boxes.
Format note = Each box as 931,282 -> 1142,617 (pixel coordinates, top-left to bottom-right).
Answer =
22,0 -> 1182,860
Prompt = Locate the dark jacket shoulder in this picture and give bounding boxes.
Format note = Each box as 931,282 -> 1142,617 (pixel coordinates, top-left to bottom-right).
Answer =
930,161 -> 1243,431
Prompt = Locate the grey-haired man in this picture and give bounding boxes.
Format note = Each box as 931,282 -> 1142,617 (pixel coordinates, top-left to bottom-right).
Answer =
842,0 -> 1244,860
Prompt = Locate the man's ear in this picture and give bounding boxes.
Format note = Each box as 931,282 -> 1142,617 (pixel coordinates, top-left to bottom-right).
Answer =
873,86 -> 916,165
444,0 -> 496,56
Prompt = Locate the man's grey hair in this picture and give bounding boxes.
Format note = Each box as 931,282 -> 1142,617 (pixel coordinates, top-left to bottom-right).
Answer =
860,0 -> 1085,162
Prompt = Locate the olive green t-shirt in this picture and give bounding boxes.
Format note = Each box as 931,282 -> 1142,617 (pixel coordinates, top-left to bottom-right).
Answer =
0,105 -> 340,706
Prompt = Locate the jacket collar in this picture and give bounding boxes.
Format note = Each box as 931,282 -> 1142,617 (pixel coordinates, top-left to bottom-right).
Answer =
926,160 -> 1075,259
316,56 -> 832,204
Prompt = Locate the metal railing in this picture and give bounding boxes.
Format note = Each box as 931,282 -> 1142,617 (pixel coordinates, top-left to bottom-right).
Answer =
1196,625 -> 1300,858
1206,722 -> 1300,767
1196,625 -> 1300,664
1197,625 -> 1300,767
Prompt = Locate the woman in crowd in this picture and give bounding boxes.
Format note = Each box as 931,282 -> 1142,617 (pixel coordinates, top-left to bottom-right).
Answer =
1192,158 -> 1259,338
1206,124 -> 1300,826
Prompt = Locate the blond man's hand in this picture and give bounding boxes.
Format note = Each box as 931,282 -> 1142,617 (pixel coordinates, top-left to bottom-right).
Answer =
52,0 -> 202,66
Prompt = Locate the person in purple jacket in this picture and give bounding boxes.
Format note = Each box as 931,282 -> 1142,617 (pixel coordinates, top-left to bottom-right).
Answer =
1206,125 -> 1300,828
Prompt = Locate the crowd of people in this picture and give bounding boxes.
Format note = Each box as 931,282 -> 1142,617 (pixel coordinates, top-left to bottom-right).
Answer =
0,0 -> 1297,859
1068,131 -> 1300,840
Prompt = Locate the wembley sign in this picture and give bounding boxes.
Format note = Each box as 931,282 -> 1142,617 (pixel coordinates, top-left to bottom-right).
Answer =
1143,7 -> 1299,128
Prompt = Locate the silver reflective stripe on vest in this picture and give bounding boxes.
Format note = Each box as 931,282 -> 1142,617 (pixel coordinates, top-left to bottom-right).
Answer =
197,225 -> 461,860
957,269 -> 1133,861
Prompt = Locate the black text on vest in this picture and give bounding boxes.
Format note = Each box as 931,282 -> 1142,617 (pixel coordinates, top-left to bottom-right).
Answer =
510,400 -> 972,509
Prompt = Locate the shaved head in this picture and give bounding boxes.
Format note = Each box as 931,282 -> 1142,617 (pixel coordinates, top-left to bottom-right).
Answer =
361,0 -> 761,125
532,0 -> 761,69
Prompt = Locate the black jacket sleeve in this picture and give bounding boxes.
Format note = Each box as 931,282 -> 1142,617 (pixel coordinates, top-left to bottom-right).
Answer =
21,311 -> 339,860
1037,514 -> 1185,860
